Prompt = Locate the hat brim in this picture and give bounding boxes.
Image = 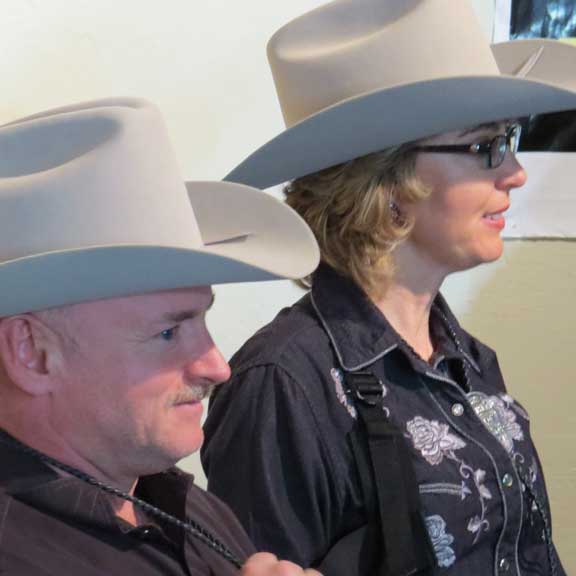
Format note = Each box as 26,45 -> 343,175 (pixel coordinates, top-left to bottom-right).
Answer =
0,181 -> 319,315
225,75 -> 576,189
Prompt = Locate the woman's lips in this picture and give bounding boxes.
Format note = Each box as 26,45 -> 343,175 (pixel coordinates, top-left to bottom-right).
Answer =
482,209 -> 507,230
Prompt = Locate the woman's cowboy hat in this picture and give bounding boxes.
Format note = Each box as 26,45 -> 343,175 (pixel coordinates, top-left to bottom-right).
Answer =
0,98 -> 319,316
225,0 -> 576,189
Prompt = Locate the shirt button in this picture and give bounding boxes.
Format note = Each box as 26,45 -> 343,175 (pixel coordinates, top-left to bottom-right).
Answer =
502,473 -> 514,488
133,526 -> 156,540
451,403 -> 464,416
498,557 -> 511,573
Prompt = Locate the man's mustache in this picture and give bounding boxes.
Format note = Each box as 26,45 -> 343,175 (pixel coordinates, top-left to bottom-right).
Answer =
170,383 -> 215,405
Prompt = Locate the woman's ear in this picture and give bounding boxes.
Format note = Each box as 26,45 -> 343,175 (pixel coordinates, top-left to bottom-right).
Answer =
0,315 -> 63,396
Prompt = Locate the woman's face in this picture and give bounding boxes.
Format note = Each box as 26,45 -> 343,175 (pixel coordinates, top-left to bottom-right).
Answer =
405,122 -> 527,274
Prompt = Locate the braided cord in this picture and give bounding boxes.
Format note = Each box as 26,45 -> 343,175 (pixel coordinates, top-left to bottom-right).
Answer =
515,466 -> 558,576
435,308 -> 472,388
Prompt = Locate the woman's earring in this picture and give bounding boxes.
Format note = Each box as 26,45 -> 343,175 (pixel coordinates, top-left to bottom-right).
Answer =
389,200 -> 402,223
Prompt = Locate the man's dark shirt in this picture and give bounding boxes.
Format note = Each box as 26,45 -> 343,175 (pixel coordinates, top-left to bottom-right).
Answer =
0,431 -> 254,575
203,264 -> 565,575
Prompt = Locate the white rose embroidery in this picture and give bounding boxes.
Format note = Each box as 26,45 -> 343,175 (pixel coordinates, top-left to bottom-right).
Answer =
407,416 -> 466,466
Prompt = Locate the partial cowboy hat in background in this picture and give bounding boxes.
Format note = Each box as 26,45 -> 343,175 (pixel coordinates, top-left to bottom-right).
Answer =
225,0 -> 576,189
0,98 -> 319,316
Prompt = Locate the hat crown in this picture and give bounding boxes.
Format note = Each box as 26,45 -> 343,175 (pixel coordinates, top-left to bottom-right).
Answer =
0,99 -> 201,263
268,0 -> 499,127
0,98 -> 320,315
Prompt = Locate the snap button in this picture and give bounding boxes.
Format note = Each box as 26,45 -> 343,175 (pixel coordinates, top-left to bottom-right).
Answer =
498,557 -> 510,573
451,403 -> 464,416
502,473 -> 514,488
132,525 -> 157,540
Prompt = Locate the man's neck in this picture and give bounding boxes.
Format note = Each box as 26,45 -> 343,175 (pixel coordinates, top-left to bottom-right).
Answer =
0,419 -> 139,494
115,497 -> 144,526
4,421 -> 143,525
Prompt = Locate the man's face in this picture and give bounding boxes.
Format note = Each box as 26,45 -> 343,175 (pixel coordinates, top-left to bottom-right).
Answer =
48,286 -> 230,477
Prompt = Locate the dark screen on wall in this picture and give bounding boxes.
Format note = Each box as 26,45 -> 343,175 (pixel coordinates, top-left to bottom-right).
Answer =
510,0 -> 576,151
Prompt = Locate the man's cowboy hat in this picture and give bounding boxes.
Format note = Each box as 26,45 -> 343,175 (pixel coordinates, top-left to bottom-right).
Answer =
0,98 -> 319,316
225,0 -> 576,189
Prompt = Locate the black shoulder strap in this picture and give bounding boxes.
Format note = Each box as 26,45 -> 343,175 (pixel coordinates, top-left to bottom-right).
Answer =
345,371 -> 435,576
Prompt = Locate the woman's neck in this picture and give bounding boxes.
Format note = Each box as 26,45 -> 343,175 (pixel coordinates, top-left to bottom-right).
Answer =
370,245 -> 448,361
371,284 -> 437,361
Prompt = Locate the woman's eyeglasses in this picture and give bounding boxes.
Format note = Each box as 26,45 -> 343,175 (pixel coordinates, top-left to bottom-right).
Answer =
413,124 -> 522,169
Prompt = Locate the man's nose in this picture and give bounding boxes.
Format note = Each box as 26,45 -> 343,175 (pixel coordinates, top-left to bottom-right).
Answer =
186,340 -> 231,385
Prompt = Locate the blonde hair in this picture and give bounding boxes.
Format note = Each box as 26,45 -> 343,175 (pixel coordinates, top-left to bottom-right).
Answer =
285,145 -> 430,298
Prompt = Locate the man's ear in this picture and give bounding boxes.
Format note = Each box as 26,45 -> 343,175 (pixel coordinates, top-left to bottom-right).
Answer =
0,315 -> 63,395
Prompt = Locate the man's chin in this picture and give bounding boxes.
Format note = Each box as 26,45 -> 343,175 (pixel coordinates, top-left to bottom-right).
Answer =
137,431 -> 204,475
166,431 -> 205,463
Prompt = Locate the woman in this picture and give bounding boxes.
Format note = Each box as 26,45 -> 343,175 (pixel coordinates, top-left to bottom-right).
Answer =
202,1 -> 576,574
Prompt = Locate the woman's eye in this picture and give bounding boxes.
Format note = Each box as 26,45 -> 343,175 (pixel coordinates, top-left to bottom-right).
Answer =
159,327 -> 178,341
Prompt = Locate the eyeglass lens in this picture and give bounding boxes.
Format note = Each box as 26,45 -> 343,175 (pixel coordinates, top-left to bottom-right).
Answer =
490,125 -> 520,168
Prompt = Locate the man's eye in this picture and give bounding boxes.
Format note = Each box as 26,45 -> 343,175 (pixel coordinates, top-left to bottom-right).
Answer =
159,327 -> 178,341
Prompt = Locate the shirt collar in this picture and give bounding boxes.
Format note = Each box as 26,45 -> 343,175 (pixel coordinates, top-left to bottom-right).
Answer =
0,429 -> 191,540
429,292 -> 481,373
310,263 -> 481,374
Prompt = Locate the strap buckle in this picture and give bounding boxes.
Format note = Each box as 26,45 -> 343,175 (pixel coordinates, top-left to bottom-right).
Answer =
346,371 -> 384,407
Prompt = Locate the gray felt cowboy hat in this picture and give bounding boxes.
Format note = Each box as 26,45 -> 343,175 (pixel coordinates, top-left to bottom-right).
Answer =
0,98 -> 319,316
225,0 -> 576,189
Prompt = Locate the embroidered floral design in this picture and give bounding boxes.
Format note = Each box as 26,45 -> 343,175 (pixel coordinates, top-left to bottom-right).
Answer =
502,394 -> 531,421
426,515 -> 456,568
408,416 -> 492,543
528,457 -> 539,487
419,481 -> 472,501
464,469 -> 492,540
406,416 -> 466,465
473,469 -> 493,501
330,368 -> 357,419
467,392 -> 524,453
467,515 -> 486,535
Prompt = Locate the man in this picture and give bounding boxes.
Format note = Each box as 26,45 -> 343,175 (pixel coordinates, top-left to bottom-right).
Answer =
0,97 -> 321,575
